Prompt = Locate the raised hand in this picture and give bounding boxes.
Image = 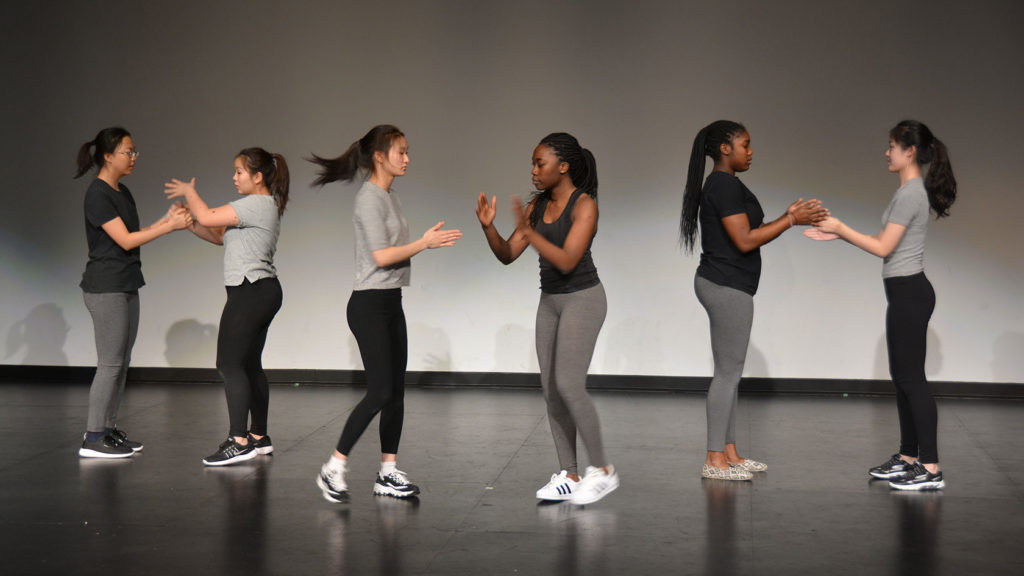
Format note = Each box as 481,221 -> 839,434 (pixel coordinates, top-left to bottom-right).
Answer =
476,193 -> 497,228
164,177 -> 197,200
421,221 -> 462,249
803,227 -> 839,241
510,195 -> 529,231
788,198 -> 829,225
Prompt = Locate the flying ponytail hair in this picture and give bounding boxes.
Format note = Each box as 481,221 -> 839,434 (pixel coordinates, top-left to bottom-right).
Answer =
74,126 -> 131,178
237,147 -> 289,216
529,132 -> 598,228
889,120 -> 956,218
308,124 -> 405,187
679,120 -> 747,252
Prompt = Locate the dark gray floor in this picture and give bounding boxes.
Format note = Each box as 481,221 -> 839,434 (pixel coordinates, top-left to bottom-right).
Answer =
2,382 -> 1023,575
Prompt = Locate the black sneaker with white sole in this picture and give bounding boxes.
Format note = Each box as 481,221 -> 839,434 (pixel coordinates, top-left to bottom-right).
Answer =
110,428 -> 143,452
248,434 -> 273,455
373,470 -> 420,498
79,435 -> 134,459
202,437 -> 257,466
889,462 -> 945,491
869,453 -> 913,479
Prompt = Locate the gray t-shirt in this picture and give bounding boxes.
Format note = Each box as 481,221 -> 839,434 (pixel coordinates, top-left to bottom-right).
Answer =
223,194 -> 280,286
881,177 -> 929,278
353,180 -> 410,290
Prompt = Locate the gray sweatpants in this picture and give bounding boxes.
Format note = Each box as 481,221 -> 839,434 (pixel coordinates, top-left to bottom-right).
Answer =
536,282 -> 608,475
694,274 -> 753,452
83,291 -> 139,433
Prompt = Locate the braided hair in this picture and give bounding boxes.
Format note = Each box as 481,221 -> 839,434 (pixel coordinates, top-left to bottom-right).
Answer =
679,120 -> 747,252
529,132 -> 598,228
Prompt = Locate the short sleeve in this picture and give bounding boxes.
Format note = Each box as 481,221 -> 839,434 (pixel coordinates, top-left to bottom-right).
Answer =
353,191 -> 391,251
708,176 -> 747,218
84,187 -> 120,228
886,188 -> 923,227
230,195 -> 258,228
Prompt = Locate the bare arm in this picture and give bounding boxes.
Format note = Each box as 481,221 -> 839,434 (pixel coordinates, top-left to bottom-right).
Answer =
165,177 -> 239,228
371,221 -> 462,267
516,194 -> 597,274
816,217 -> 906,258
186,221 -> 226,245
722,198 -> 828,253
100,207 -> 190,251
476,193 -> 530,264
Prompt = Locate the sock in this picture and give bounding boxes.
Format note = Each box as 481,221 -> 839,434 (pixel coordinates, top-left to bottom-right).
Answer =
380,461 -> 397,477
327,455 -> 347,473
85,431 -> 105,443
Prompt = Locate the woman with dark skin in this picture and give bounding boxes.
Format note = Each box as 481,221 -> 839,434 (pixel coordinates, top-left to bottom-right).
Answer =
680,120 -> 827,480
477,132 -> 618,505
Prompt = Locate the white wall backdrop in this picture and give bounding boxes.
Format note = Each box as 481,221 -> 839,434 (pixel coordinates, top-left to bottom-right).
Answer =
2,1 -> 1022,383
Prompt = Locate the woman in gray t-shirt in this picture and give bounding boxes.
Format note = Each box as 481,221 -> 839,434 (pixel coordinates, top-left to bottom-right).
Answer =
165,147 -> 289,467
813,120 -> 957,491
309,125 -> 461,503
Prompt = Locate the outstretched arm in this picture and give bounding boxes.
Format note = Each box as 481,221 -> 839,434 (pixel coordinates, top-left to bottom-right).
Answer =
165,177 -> 239,228
100,205 -> 191,251
815,217 -> 906,258
722,198 -> 828,253
370,221 -> 462,267
477,193 -> 530,264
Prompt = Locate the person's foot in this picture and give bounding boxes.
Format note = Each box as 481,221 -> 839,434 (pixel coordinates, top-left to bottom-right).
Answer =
869,453 -> 914,479
729,458 -> 767,472
248,434 -> 273,455
570,466 -> 619,505
202,437 -> 256,466
110,427 -> 143,452
373,470 -> 420,498
536,470 -> 580,501
79,434 -> 134,459
701,463 -> 752,481
889,462 -> 945,491
317,463 -> 349,503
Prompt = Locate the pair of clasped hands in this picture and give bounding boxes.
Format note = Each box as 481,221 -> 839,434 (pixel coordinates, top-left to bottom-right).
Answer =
163,202 -> 193,230
786,198 -> 843,241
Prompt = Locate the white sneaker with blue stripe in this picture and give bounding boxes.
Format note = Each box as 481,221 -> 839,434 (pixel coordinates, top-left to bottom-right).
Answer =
536,470 -> 579,501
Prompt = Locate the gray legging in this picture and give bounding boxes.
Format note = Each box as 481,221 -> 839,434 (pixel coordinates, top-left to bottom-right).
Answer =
83,291 -> 139,433
694,274 -> 753,452
536,282 -> 608,475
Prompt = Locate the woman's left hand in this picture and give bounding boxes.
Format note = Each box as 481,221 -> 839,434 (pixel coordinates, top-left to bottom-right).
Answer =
164,177 -> 196,200
815,215 -> 844,234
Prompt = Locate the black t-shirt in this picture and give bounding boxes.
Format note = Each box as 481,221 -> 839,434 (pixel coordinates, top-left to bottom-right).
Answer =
80,178 -> 145,293
696,171 -> 764,295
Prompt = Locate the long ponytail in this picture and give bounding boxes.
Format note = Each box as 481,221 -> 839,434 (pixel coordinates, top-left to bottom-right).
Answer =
530,132 -> 598,228
74,126 -> 131,178
237,147 -> 290,216
308,124 -> 405,187
890,120 -> 956,218
679,120 -> 747,252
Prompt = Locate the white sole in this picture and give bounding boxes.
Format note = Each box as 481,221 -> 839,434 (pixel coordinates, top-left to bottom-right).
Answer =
202,449 -> 257,467
889,480 -> 945,491
256,446 -> 273,455
79,448 -> 133,459
373,485 -> 417,498
571,476 -> 620,505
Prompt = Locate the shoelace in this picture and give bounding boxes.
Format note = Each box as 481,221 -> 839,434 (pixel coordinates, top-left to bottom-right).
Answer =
389,470 -> 412,485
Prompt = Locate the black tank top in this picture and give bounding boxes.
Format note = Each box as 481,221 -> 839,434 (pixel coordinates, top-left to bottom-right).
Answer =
534,189 -> 600,294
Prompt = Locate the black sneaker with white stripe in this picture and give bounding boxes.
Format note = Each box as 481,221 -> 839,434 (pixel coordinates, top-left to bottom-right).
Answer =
373,470 -> 420,498
110,427 -> 143,452
202,437 -> 257,466
869,453 -> 913,479
248,434 -> 273,455
79,434 -> 134,459
889,462 -> 945,491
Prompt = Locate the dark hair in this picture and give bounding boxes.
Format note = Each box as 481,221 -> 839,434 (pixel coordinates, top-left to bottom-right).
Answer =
237,147 -> 289,216
75,126 -> 131,178
308,124 -> 405,186
679,120 -> 748,252
528,132 -> 598,227
889,120 -> 956,218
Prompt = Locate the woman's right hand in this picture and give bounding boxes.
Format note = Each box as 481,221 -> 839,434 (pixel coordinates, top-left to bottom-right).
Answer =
167,205 -> 191,230
475,193 -> 496,228
422,221 -> 463,249
788,198 -> 829,225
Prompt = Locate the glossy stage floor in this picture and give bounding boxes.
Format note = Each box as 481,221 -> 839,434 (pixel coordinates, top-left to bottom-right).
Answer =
2,381 -> 1023,575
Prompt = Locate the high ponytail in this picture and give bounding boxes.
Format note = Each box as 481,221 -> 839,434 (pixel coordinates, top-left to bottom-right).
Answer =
530,132 -> 598,228
74,126 -> 131,178
237,147 -> 290,216
679,120 -> 747,252
308,124 -> 405,187
890,120 -> 956,218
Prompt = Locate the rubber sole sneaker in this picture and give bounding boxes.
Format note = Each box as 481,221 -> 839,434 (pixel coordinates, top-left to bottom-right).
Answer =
702,464 -> 752,481
889,462 -> 945,491
571,466 -> 619,505
536,470 -> 579,501
373,471 -> 420,498
870,453 -> 913,479
202,438 -> 257,466
248,434 -> 273,455
79,435 -> 134,459
110,428 -> 143,452
317,468 -> 350,503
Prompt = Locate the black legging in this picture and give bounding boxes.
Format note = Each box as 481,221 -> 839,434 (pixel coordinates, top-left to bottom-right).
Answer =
216,277 -> 283,438
884,272 -> 938,464
336,288 -> 407,456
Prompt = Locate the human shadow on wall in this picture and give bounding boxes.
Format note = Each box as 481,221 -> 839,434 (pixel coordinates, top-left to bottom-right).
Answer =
493,323 -> 537,373
5,303 -> 69,365
872,328 -> 943,380
165,319 -> 217,367
408,322 -> 452,372
992,332 -> 1024,383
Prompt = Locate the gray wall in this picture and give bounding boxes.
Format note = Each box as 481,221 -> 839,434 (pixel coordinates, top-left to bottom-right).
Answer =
2,0 -> 1022,383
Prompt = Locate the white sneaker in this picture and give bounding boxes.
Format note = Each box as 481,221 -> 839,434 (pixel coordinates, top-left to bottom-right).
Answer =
536,470 -> 580,501
570,465 -> 619,505
317,463 -> 349,503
